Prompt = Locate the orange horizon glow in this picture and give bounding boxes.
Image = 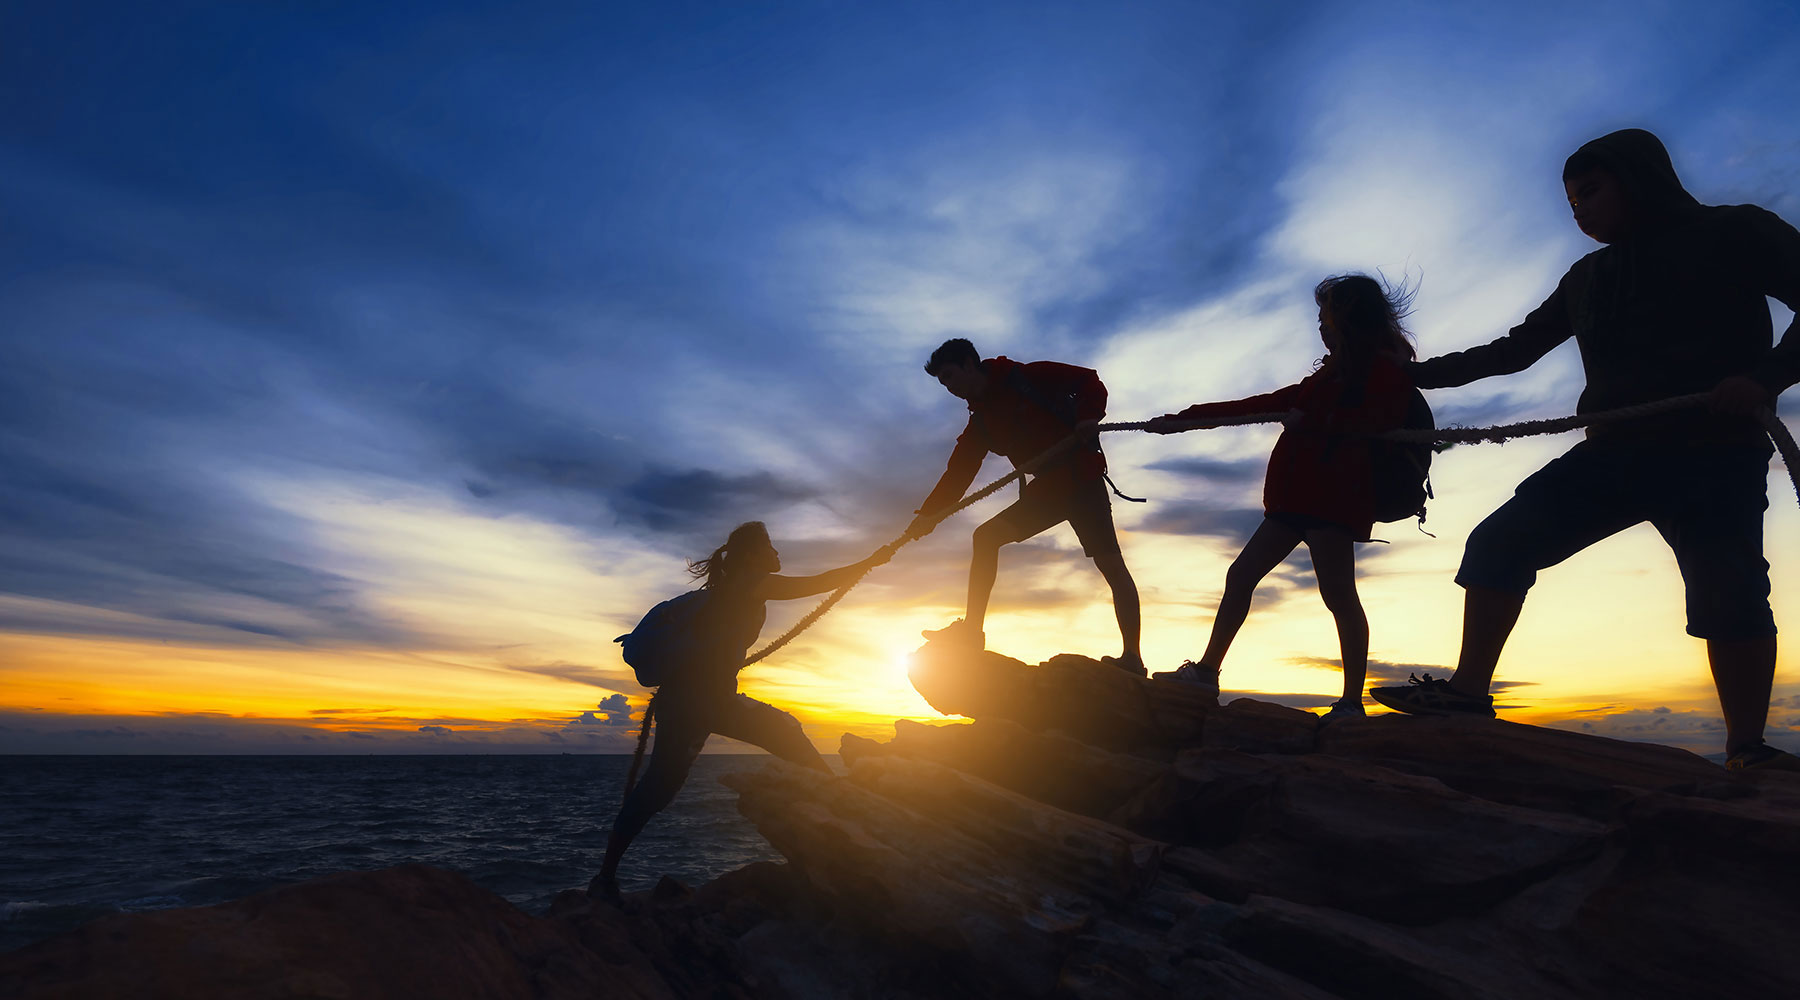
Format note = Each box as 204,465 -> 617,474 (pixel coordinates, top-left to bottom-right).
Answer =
4,435 -> 1796,757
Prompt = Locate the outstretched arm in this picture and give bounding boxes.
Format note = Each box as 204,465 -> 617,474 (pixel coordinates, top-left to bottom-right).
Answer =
1145,381 -> 1303,433
909,423 -> 986,535
752,544 -> 898,602
1411,280 -> 1573,389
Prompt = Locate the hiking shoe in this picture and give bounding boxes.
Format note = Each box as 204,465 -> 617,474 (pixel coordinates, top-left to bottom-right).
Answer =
1156,660 -> 1221,699
1102,652 -> 1147,677
1368,673 -> 1496,717
922,618 -> 985,649
1317,699 -> 1366,725
1725,741 -> 1800,773
587,872 -> 621,902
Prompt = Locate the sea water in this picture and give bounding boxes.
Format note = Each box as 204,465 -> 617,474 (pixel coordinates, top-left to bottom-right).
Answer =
0,754 -> 790,953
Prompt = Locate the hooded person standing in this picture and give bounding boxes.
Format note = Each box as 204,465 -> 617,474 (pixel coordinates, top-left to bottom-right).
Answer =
1370,129 -> 1800,770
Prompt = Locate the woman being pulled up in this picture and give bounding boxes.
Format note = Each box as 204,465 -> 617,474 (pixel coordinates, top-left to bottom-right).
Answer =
592,521 -> 892,897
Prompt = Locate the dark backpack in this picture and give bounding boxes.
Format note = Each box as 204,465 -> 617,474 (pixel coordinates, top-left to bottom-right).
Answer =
615,590 -> 712,688
1371,388 -> 1435,524
988,366 -> 1146,503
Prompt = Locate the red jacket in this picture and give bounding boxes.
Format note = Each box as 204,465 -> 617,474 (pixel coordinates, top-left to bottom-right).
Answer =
918,357 -> 1108,516
1164,356 -> 1413,539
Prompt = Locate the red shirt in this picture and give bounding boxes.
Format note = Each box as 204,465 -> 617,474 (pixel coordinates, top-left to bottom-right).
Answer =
1164,355 -> 1414,539
918,357 -> 1108,516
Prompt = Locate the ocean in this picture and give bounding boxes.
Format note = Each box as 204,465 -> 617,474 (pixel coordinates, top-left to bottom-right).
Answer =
0,754 -> 793,954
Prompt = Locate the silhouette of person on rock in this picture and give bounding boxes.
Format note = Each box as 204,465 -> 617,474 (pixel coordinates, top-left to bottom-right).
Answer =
1369,129 -> 1800,771
910,338 -> 1145,674
1146,274 -> 1421,720
591,521 -> 893,897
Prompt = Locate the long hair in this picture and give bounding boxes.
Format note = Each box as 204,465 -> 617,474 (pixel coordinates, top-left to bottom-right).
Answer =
1314,273 -> 1417,366
687,521 -> 770,590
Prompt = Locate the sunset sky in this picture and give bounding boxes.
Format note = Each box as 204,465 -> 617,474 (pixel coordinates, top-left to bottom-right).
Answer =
4,0 -> 1798,756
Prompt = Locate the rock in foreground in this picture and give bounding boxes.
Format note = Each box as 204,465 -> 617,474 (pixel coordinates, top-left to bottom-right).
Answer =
0,864 -> 674,1000
6,643 -> 1799,999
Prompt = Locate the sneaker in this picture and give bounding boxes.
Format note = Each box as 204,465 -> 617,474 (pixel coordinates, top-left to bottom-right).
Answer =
1725,741 -> 1800,773
1156,660 -> 1221,699
1368,673 -> 1496,718
1101,652 -> 1147,677
1317,699 -> 1366,725
922,618 -> 986,649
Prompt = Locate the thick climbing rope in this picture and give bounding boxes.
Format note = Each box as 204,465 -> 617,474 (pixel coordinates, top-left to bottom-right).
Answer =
740,393 -> 1799,666
1381,393 -> 1800,507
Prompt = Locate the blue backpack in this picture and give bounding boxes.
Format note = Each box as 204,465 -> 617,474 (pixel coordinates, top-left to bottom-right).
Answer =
615,590 -> 713,688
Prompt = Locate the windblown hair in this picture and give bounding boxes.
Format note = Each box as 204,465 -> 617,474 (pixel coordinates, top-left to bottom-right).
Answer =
688,521 -> 770,589
924,337 -> 981,376
1314,273 -> 1417,365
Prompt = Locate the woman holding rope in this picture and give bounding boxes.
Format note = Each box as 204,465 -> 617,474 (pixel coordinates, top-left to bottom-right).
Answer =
1146,273 -> 1421,721
591,521 -> 894,897
1368,129 -> 1800,772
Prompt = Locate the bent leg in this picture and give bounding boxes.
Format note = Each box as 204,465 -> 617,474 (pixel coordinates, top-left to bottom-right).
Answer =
967,482 -> 1069,632
1196,518 -> 1302,673
966,514 -> 1023,632
714,694 -> 831,774
1449,443 -> 1647,697
1304,527 -> 1367,703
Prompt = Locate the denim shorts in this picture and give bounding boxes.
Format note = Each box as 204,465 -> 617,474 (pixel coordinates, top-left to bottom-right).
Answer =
1456,439 -> 1775,640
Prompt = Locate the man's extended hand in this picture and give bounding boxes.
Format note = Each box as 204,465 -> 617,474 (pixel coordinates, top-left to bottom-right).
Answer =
905,513 -> 934,540
1143,415 -> 1179,435
1709,375 -> 1773,418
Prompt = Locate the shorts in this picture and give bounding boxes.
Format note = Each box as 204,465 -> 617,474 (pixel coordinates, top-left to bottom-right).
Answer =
1456,439 -> 1774,641
989,474 -> 1121,558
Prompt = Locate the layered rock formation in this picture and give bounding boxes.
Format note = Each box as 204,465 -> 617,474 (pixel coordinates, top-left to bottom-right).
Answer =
6,643 -> 1799,999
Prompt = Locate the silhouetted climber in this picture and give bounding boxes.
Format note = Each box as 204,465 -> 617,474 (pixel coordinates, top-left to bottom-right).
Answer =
591,521 -> 893,897
1369,129 -> 1800,771
911,338 -> 1145,673
1146,275 -> 1421,719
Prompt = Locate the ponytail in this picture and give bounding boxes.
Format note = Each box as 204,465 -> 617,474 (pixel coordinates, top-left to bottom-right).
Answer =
688,520 -> 770,589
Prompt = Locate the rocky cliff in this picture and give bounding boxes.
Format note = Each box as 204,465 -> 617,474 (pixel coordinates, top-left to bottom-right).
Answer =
6,644 -> 1799,999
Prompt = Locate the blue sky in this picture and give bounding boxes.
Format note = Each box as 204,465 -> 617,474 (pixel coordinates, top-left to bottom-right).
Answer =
4,0 -> 1799,754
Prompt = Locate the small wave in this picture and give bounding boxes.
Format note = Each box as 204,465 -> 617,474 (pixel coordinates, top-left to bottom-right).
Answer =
3,900 -> 51,922
117,895 -> 187,912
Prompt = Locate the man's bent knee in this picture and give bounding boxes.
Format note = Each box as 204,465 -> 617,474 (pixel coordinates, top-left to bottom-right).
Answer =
1455,517 -> 1539,595
973,517 -> 1022,550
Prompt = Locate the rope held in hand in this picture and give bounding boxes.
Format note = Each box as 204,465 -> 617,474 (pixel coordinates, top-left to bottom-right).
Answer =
740,393 -> 1798,666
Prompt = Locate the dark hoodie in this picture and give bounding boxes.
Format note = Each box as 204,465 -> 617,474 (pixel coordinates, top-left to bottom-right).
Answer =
1412,128 -> 1800,446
